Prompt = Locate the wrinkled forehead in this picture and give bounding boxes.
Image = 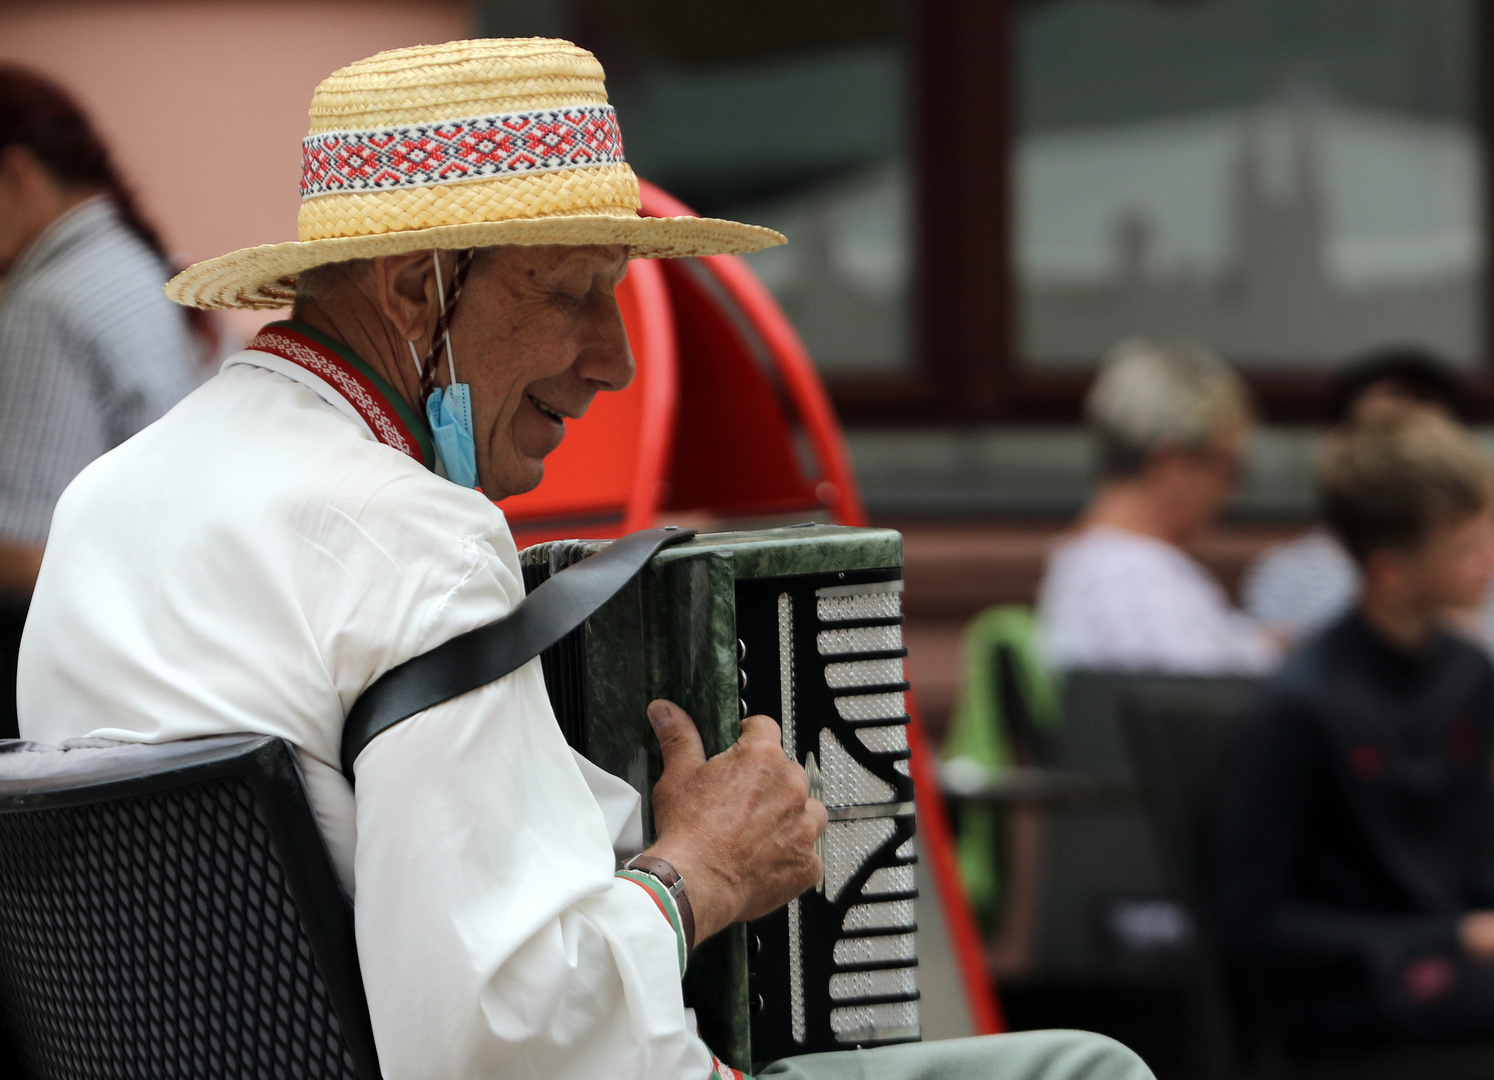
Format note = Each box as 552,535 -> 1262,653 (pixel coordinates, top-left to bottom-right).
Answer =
473,242 -> 630,278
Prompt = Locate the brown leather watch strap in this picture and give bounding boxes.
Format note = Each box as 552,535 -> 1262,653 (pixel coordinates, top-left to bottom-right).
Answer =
624,855 -> 696,954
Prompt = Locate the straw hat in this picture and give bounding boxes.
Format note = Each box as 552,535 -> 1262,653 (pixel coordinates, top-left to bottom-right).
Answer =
166,38 -> 786,310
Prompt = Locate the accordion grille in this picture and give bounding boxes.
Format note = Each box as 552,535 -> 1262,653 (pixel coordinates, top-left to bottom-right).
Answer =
744,569 -> 918,1061
834,693 -> 906,722
831,1001 -> 921,1043
823,817 -> 897,902
819,731 -> 895,811
833,933 -> 916,965
810,577 -> 918,1049
817,625 -> 903,655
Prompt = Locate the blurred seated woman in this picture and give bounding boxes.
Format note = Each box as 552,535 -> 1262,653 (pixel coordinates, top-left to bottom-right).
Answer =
0,66 -> 205,739
1037,339 -> 1280,674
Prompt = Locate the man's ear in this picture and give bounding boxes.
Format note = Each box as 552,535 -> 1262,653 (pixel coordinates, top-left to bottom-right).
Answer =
372,252 -> 437,343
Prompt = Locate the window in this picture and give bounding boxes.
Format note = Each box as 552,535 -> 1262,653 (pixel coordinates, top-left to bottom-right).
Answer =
1016,0 -> 1484,373
484,0 -> 1490,423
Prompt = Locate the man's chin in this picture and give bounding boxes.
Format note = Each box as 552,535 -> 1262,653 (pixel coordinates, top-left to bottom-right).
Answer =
488,459 -> 546,502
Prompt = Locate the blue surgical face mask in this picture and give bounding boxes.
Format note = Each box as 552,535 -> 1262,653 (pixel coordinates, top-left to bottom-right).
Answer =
421,252 -> 480,489
426,382 -> 478,488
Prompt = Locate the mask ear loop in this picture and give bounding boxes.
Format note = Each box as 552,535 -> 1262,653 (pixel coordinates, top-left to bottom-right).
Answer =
406,340 -> 423,381
420,249 -> 476,401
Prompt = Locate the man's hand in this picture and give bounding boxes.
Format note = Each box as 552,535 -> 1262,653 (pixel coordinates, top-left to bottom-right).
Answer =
1460,911 -> 1494,962
641,698 -> 827,946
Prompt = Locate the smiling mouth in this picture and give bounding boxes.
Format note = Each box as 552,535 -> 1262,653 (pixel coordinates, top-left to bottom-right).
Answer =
529,394 -> 567,424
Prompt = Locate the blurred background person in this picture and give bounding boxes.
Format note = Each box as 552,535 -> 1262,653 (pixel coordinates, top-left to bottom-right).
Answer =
1243,349 -> 1465,644
1215,409 -> 1494,1053
1037,339 -> 1280,674
0,66 -> 205,737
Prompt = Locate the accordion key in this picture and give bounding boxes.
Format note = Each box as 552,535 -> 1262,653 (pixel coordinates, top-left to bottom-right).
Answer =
519,525 -> 920,1071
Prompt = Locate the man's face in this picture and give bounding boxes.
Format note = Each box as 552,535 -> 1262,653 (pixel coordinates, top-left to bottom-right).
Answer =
444,244 -> 633,499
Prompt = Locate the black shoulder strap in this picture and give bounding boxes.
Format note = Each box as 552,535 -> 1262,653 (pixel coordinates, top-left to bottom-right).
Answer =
341,526 -> 695,779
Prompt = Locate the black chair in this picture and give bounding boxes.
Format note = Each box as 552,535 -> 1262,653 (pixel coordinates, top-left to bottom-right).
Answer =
0,734 -> 380,1079
1121,682 -> 1494,1080
1030,672 -> 1258,982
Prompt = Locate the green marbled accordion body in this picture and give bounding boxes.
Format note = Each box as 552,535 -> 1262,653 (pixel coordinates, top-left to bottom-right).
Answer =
518,525 -> 921,1073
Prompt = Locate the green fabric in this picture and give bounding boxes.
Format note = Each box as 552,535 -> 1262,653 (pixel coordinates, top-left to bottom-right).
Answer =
760,1031 -> 1154,1080
941,606 -> 1060,925
268,320 -> 436,470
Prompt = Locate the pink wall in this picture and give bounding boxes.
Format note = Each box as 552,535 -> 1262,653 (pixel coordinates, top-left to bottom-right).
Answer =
0,0 -> 472,338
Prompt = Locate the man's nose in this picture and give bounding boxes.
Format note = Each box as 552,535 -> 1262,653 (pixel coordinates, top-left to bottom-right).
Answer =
580,308 -> 635,393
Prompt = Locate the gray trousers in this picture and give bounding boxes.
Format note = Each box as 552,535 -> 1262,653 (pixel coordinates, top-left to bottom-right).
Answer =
760,1031 -> 1155,1080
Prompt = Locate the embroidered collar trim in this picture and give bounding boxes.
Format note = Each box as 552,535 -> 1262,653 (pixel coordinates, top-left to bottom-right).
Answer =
247,321 -> 434,470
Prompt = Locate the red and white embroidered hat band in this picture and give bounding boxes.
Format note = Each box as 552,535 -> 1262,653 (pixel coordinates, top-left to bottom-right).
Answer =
165,38 -> 785,311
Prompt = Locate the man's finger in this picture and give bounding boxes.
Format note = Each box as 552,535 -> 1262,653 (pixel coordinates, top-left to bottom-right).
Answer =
648,699 -> 706,775
738,713 -> 784,748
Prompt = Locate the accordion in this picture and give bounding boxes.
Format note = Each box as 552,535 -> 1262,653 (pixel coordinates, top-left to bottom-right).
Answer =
519,525 -> 920,1071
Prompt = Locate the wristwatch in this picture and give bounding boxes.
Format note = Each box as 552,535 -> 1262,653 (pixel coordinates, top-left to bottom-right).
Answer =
623,854 -> 696,954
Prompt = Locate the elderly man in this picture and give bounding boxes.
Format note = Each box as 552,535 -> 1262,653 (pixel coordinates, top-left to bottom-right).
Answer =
17,39 -> 1150,1080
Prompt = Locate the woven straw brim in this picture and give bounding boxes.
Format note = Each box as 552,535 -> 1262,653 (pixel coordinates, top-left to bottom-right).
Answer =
166,213 -> 785,310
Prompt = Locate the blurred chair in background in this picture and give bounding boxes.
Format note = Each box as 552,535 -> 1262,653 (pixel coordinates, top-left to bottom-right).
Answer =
1242,348 -> 1465,645
1037,340 -> 1280,677
0,66 -> 204,738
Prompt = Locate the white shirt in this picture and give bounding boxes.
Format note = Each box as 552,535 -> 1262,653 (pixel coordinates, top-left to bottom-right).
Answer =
1037,525 -> 1281,675
18,350 -> 717,1080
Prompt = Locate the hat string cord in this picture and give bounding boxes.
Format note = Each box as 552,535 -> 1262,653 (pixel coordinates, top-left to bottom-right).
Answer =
420,249 -> 476,400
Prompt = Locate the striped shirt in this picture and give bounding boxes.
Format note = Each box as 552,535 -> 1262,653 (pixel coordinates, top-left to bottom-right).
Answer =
1241,528 -> 1359,639
0,197 -> 201,543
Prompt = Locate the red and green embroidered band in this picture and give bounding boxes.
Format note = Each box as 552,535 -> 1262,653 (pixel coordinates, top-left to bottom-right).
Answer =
616,869 -> 688,976
709,1053 -> 750,1080
301,105 -> 625,198
247,321 -> 434,470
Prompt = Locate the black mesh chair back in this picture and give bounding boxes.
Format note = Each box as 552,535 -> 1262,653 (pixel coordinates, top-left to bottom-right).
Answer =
1117,679 -> 1261,914
0,734 -> 380,1080
1117,678 -> 1266,1080
1031,672 -> 1259,983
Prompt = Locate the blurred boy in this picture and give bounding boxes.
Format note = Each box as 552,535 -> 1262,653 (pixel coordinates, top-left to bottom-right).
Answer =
1215,409 -> 1494,1052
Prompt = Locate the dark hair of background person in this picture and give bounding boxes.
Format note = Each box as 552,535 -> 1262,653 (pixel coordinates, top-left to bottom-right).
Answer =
0,65 -> 214,350
1328,347 -> 1466,425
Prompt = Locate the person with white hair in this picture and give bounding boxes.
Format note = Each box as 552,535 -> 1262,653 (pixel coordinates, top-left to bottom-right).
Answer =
1037,340 -> 1281,674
